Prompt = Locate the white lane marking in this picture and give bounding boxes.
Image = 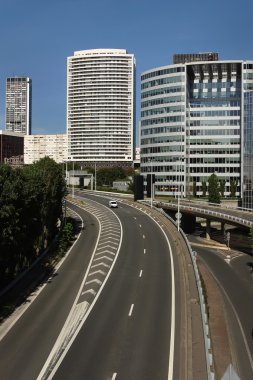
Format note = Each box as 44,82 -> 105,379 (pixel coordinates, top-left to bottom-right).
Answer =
139,270 -> 143,278
134,217 -> 137,220
143,235 -> 145,239
112,373 -> 117,380
38,199 -> 124,380
85,278 -> 102,286
0,206 -> 84,342
93,255 -> 113,262
88,270 -> 106,277
91,262 -> 110,269
139,224 -> 142,228
121,201 -> 176,380
95,250 -> 115,256
128,304 -> 134,317
102,236 -> 120,242
144,248 -> 146,254
81,289 -> 96,296
96,244 -> 117,251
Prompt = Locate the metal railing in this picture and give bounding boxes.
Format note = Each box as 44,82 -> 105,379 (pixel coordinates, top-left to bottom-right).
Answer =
150,200 -> 253,228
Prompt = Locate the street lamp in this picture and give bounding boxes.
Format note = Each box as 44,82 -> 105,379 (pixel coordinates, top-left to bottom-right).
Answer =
72,160 -> 74,198
94,162 -> 97,191
151,160 -> 153,208
176,156 -> 184,231
148,159 -> 155,208
177,160 -> 181,231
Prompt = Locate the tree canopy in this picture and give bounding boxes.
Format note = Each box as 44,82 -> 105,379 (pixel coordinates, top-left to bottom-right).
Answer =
96,167 -> 128,187
208,173 -> 221,204
0,157 -> 66,288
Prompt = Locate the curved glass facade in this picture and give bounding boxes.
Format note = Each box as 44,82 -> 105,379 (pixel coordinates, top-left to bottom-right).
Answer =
243,90 -> 253,208
141,65 -> 186,195
141,60 -> 253,206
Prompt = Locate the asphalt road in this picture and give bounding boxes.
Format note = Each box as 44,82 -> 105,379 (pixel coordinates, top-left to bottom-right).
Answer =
0,196 -> 177,380
52,196 -> 174,380
189,236 -> 253,379
0,204 -> 99,380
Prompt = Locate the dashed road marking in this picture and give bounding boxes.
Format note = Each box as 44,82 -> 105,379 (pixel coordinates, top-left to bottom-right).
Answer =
128,304 -> 134,317
139,270 -> 143,277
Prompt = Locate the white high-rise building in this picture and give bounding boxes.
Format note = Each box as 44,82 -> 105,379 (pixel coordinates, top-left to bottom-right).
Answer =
6,77 -> 32,135
24,134 -> 67,164
67,49 -> 136,166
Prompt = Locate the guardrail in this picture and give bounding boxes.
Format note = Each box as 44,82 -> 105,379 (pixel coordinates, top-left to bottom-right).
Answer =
150,200 -> 253,229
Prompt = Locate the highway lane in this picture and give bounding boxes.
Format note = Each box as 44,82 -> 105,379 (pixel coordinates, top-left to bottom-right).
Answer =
0,204 -> 99,380
0,193 -> 196,380
51,197 -> 175,380
189,239 -> 253,379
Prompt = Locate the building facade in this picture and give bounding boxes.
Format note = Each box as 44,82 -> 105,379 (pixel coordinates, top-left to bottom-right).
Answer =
140,54 -> 253,208
0,130 -> 24,165
6,77 -> 32,135
243,90 -> 253,208
67,49 -> 136,167
24,134 -> 67,164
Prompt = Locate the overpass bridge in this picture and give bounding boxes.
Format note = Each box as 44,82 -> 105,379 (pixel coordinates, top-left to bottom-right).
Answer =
145,199 -> 253,239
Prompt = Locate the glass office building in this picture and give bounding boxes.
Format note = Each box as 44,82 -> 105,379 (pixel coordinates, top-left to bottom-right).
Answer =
243,90 -> 253,208
140,54 -> 253,208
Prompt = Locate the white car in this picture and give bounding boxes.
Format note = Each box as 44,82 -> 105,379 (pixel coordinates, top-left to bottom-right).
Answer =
109,200 -> 118,208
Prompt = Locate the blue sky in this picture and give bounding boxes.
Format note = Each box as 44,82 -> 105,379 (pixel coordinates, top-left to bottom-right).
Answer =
0,0 -> 252,139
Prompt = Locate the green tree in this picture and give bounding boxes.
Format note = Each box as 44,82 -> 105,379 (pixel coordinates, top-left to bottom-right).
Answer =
96,166 -> 127,187
208,173 -> 221,204
0,158 -> 66,287
219,179 -> 226,198
58,222 -> 74,255
124,167 -> 135,177
31,157 -> 66,241
230,178 -> 238,198
0,165 -> 26,279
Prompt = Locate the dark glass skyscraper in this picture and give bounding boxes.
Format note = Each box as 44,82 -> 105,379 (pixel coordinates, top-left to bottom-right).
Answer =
6,77 -> 32,135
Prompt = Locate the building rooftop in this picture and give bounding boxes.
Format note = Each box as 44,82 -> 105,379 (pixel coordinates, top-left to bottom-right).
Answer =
0,130 -> 25,137
173,52 -> 219,64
